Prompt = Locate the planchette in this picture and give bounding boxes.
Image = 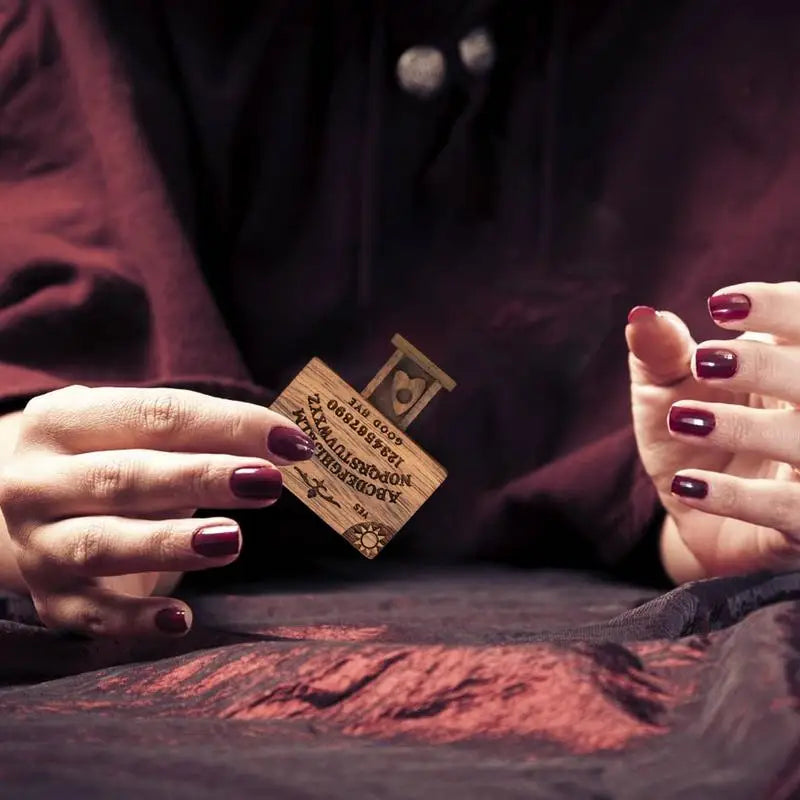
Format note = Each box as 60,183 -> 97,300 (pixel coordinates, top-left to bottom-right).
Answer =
270,335 -> 456,558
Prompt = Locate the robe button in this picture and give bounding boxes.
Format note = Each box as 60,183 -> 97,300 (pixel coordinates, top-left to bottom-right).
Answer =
396,46 -> 446,99
458,27 -> 496,76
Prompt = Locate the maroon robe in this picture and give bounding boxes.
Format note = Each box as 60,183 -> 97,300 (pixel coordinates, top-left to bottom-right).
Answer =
2,0 -> 797,582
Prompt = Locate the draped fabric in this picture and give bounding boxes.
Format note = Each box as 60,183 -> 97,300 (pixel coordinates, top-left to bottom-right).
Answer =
3,568 -> 800,798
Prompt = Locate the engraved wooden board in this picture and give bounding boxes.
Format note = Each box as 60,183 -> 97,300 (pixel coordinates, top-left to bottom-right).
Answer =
270,358 -> 447,558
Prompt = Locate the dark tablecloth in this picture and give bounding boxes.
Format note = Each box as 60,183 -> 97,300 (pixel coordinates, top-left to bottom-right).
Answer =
2,566 -> 800,799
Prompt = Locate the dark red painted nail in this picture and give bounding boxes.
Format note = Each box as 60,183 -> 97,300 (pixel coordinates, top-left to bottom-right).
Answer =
695,348 -> 738,379
191,523 -> 240,558
627,305 -> 657,324
155,607 -> 189,635
668,406 -> 716,437
708,293 -> 751,323
267,427 -> 315,461
230,466 -> 283,500
671,475 -> 709,499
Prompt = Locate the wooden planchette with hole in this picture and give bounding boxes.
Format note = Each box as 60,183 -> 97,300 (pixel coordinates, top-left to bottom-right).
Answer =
269,335 -> 456,558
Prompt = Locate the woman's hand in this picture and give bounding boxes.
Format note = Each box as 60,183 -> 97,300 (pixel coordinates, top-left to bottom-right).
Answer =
0,385 -> 314,637
627,281 -> 800,583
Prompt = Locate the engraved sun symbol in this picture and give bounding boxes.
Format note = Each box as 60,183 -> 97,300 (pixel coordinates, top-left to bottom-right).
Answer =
353,523 -> 387,558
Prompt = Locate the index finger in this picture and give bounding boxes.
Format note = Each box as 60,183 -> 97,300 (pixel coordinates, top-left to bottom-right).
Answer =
708,281 -> 800,341
20,386 -> 315,463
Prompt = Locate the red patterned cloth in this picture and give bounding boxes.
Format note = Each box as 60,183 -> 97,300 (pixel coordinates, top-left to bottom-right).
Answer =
2,568 -> 800,798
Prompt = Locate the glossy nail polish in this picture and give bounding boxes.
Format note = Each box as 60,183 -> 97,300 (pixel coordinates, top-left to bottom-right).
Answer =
671,475 -> 709,499
155,607 -> 189,635
230,466 -> 282,500
191,523 -> 240,558
695,348 -> 738,379
668,406 -> 716,437
627,305 -> 657,324
267,427 -> 315,461
708,293 -> 751,322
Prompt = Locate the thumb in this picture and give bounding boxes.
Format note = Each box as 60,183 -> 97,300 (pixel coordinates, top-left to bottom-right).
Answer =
626,306 -> 696,387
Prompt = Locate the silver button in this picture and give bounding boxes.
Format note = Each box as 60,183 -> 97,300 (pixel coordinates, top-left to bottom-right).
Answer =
396,46 -> 446,99
458,27 -> 495,76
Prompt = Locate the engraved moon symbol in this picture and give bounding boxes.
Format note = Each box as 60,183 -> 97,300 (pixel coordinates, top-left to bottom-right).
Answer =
392,370 -> 426,416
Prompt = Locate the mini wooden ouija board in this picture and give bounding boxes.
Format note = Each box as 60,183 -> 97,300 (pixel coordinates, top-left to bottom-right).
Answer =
270,335 -> 455,558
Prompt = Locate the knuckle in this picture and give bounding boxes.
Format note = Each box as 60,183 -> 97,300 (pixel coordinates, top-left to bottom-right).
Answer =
724,413 -> 752,450
150,524 -> 178,564
84,461 -> 130,503
0,461 -> 30,511
17,541 -> 58,577
752,344 -> 778,384
36,594 -> 107,635
188,460 -> 218,500
69,521 -> 109,573
713,480 -> 739,514
70,603 -> 108,636
138,392 -> 186,437
23,391 -> 61,418
51,384 -> 90,399
220,411 -> 246,444
31,593 -> 60,630
21,395 -> 56,436
769,489 -> 800,533
18,385 -> 92,445
22,385 -> 87,427
784,424 -> 800,460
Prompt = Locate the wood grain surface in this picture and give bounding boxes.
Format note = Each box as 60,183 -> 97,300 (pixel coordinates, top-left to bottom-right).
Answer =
270,358 -> 447,558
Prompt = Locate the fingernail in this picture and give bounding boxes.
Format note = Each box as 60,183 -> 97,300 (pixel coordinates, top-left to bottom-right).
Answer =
627,305 -> 657,324
671,475 -> 709,499
708,293 -> 751,322
668,406 -> 716,437
695,348 -> 738,379
191,523 -> 240,558
155,607 -> 189,635
267,427 -> 315,461
230,466 -> 283,500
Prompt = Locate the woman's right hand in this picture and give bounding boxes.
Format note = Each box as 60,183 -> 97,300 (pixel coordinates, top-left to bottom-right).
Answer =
0,385 -> 315,637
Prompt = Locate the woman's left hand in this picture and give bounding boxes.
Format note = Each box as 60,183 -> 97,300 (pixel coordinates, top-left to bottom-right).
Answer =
627,281 -> 800,583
